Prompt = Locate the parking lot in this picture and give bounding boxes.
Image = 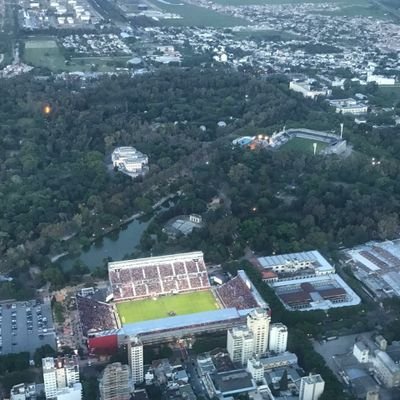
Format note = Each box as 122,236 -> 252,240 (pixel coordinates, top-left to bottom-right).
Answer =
0,299 -> 56,355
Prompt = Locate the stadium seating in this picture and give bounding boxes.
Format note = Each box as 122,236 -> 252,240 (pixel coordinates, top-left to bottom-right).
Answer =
109,255 -> 211,301
174,262 -> 186,275
215,275 -> 258,310
76,295 -> 117,336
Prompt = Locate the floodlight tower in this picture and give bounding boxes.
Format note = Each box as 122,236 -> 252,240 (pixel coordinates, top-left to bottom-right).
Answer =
313,142 -> 317,156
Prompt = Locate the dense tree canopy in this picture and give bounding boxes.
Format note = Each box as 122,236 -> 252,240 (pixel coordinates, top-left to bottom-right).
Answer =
0,67 -> 333,281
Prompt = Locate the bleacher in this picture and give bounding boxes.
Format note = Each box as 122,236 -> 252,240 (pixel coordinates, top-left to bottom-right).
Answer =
215,274 -> 258,310
76,295 -> 117,336
109,252 -> 210,301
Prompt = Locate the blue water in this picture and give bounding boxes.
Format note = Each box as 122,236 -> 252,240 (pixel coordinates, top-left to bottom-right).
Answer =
61,218 -> 150,270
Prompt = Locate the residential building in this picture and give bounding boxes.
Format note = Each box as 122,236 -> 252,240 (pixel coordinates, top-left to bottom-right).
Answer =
269,323 -> 288,354
299,374 -> 325,400
204,369 -> 257,398
99,362 -> 131,400
10,383 -> 37,400
367,73 -> 396,86
329,98 -> 368,115
247,308 -> 270,356
353,341 -> 369,364
372,350 -> 400,388
128,337 -> 144,384
227,308 -> 271,365
259,351 -> 298,371
289,80 -> 331,99
246,358 -> 264,383
366,390 -> 380,400
227,326 -> 254,365
55,383 -> 82,400
42,356 -> 80,400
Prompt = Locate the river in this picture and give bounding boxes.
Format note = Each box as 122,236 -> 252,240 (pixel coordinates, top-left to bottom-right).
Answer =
60,217 -> 150,271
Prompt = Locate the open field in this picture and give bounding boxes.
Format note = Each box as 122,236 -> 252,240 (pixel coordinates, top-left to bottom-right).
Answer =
151,0 -> 248,27
117,290 -> 219,324
233,29 -> 307,41
23,39 -> 130,72
24,39 -> 66,70
25,39 -> 58,49
214,0 -> 370,4
312,4 -> 390,18
280,137 -> 329,154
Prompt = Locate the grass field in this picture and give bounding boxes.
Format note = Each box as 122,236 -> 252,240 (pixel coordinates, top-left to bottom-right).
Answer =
214,0 -> 370,4
24,39 -> 67,71
280,137 -> 329,154
152,0 -> 248,27
23,39 -> 130,72
117,290 -> 219,324
233,29 -> 307,41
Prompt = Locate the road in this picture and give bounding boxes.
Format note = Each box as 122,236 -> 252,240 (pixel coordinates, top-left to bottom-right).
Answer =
369,0 -> 400,20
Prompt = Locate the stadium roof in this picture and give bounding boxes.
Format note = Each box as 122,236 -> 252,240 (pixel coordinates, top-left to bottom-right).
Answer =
108,251 -> 204,270
121,308 -> 241,337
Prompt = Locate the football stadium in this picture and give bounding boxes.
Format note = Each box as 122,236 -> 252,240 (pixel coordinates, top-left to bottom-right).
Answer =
76,251 -> 269,353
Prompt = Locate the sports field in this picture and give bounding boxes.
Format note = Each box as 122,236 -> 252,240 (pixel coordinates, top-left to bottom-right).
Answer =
117,290 -> 219,324
153,0 -> 247,27
23,39 -> 130,72
280,137 -> 328,154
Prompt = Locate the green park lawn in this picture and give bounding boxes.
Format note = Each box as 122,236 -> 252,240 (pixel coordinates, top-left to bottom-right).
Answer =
280,137 -> 329,154
117,290 -> 218,324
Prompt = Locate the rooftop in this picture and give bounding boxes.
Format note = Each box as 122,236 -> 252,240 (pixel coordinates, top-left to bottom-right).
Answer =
213,369 -> 256,395
121,307 -> 242,337
258,250 -> 334,273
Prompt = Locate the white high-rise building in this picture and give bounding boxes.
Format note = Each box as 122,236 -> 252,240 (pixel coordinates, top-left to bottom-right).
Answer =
246,357 -> 264,383
128,337 -> 144,384
299,374 -> 325,400
227,308 -> 271,365
42,356 -> 81,400
269,323 -> 288,354
99,362 -> 132,400
227,326 -> 254,365
247,308 -> 270,356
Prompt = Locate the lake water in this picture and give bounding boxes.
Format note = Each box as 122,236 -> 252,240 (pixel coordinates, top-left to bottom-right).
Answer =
60,217 -> 150,270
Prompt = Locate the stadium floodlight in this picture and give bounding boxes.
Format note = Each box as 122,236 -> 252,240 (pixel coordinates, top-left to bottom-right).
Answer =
313,142 -> 317,156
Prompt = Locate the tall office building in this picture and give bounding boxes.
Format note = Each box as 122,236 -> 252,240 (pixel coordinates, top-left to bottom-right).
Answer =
42,356 -> 81,400
269,323 -> 288,354
128,337 -> 144,384
299,374 -> 325,400
246,308 -> 270,356
227,326 -> 255,365
99,362 -> 131,400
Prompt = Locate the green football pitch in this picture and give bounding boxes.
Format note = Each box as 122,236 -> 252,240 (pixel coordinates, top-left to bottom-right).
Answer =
280,137 -> 328,154
116,290 -> 218,324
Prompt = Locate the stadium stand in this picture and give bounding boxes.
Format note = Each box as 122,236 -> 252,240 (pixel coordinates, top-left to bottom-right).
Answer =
76,295 -> 117,336
215,275 -> 259,310
109,252 -> 210,301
